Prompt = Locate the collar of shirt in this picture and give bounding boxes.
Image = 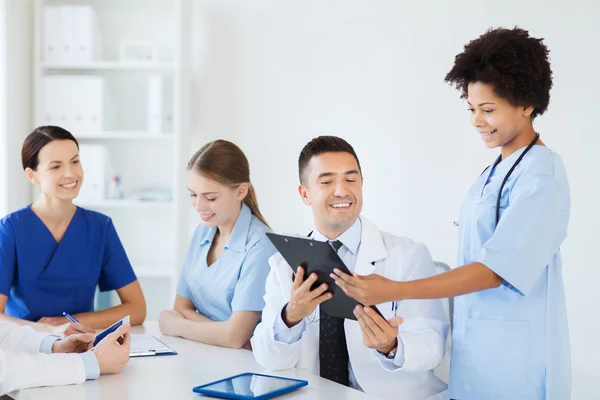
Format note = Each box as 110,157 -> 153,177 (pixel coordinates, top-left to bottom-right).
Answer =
487,144 -> 540,180
198,203 -> 252,252
311,217 -> 362,255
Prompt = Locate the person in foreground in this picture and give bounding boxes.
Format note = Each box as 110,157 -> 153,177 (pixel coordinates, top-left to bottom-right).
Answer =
0,320 -> 131,395
332,27 -> 570,400
252,136 -> 449,400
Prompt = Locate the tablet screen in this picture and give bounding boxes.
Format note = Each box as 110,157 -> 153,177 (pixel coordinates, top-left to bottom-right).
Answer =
93,315 -> 129,346
200,374 -> 301,397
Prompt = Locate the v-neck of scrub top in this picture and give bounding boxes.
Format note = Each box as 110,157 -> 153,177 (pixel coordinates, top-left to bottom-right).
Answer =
199,216 -> 249,270
26,205 -> 82,279
27,205 -> 79,245
477,145 -> 545,198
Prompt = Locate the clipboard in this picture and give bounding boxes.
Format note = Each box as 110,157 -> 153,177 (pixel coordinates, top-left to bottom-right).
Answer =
265,232 -> 384,320
130,334 -> 177,357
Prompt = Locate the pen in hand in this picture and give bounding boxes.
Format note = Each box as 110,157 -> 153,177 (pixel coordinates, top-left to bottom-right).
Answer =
62,312 -> 95,335
62,312 -> 81,324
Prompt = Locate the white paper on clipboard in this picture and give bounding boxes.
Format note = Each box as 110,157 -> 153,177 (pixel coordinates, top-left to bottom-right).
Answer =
130,334 -> 176,357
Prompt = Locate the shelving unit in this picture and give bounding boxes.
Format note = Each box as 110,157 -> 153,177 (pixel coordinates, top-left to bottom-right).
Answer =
41,61 -> 176,71
33,0 -> 192,320
74,131 -> 174,140
74,199 -> 174,210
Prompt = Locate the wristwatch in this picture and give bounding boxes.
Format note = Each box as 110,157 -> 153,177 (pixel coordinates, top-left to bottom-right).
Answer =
378,344 -> 398,359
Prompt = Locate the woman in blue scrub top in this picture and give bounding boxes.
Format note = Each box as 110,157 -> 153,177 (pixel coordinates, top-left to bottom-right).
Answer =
332,27 -> 570,399
158,140 -> 275,349
0,126 -> 146,333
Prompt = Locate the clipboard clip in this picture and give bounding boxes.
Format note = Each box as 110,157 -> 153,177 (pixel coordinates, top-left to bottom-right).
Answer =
131,349 -> 156,357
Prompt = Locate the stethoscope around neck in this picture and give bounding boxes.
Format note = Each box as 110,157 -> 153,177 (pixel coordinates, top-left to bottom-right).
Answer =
491,133 -> 540,226
454,133 -> 540,228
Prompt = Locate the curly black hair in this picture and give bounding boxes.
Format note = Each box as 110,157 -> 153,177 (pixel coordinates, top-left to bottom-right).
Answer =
444,27 -> 553,119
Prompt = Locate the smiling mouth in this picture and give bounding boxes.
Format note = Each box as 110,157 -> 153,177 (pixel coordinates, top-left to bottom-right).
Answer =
330,202 -> 352,210
60,181 -> 78,190
480,129 -> 498,137
200,213 -> 215,221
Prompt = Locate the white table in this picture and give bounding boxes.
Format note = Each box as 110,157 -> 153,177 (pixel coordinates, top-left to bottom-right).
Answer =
9,322 -> 379,400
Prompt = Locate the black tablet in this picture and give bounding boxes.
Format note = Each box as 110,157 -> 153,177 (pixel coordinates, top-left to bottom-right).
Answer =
266,232 -> 383,320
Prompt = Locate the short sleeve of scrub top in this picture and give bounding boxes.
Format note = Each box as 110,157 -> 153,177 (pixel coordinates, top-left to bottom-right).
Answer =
477,173 -> 569,296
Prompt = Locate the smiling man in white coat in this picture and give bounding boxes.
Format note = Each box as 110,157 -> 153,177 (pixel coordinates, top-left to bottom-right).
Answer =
251,136 -> 449,400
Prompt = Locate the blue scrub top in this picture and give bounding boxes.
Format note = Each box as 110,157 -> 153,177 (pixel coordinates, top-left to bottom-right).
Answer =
177,203 -> 276,322
0,206 -> 137,321
449,145 -> 571,400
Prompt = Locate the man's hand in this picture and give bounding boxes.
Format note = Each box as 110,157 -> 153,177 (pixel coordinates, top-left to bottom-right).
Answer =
94,323 -> 131,375
51,333 -> 95,354
354,306 -> 403,354
283,267 -> 332,327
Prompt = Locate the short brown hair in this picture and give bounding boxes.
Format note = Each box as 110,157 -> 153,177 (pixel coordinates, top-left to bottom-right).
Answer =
187,140 -> 269,228
298,136 -> 362,185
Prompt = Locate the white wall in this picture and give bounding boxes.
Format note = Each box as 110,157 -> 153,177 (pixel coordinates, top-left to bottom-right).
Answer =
0,1 -> 7,217
0,0 -> 32,214
191,0 -> 599,397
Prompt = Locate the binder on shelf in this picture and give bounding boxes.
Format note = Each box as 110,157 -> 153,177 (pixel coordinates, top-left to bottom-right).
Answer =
74,144 -> 110,203
58,6 -> 75,63
72,5 -> 102,64
42,6 -> 60,63
81,76 -> 105,134
147,76 -> 163,134
40,76 -> 108,135
147,76 -> 174,134
42,5 -> 101,64
162,76 -> 174,133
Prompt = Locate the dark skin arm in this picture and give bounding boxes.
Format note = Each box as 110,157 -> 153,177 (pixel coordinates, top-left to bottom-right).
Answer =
331,262 -> 503,305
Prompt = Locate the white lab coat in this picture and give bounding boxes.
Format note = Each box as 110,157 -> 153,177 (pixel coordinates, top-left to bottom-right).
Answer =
0,321 -> 85,395
252,217 -> 449,400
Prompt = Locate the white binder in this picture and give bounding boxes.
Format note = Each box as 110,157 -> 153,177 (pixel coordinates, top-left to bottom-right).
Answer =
42,6 -> 60,63
72,5 -> 101,63
148,76 -> 174,134
147,76 -> 163,133
75,144 -> 109,203
58,6 -> 75,63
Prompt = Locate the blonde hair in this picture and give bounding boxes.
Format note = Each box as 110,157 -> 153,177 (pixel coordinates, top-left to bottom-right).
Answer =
187,140 -> 270,228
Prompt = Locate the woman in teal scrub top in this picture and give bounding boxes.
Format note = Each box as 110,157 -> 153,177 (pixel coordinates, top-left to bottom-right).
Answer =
0,126 -> 146,333
158,140 -> 275,349
332,27 -> 570,399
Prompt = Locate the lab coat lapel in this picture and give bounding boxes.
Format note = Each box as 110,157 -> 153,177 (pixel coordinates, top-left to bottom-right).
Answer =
353,217 -> 388,276
273,254 -> 294,302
